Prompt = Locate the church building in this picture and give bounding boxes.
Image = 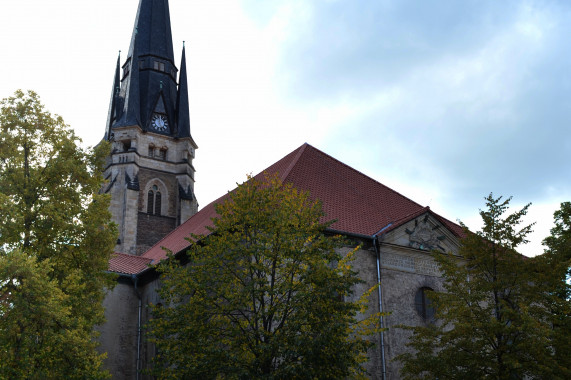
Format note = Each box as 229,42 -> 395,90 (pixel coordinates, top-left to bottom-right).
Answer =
99,1 -> 464,379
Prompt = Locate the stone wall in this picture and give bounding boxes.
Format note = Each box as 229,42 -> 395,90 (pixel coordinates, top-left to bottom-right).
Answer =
136,213 -> 176,255
104,124 -> 198,255
98,282 -> 140,379
100,212 -> 460,379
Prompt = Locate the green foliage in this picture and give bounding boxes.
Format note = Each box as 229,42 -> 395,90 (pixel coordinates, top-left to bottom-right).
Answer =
537,202 -> 571,377
147,174 -> 381,379
0,90 -> 116,379
397,194 -> 570,380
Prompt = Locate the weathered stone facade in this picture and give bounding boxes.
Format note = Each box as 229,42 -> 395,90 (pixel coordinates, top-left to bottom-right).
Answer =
340,213 -> 460,379
100,212 -> 460,379
104,124 -> 198,255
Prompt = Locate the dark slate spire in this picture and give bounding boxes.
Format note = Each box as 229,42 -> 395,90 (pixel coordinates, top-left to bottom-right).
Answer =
110,0 -> 180,136
105,52 -> 121,139
176,43 -> 191,138
126,0 -> 174,65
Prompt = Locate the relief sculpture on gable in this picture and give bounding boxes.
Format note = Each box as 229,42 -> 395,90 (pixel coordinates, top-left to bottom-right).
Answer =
405,214 -> 446,251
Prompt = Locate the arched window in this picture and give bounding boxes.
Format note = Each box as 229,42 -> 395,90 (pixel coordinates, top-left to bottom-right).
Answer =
147,188 -> 154,214
415,287 -> 435,320
155,191 -> 161,215
146,184 -> 164,216
147,185 -> 162,215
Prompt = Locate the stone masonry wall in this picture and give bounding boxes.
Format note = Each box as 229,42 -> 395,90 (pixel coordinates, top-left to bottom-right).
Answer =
98,282 -> 139,379
136,213 -> 176,255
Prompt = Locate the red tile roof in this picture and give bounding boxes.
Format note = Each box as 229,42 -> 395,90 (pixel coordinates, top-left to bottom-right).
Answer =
108,252 -> 153,275
134,143 -> 463,269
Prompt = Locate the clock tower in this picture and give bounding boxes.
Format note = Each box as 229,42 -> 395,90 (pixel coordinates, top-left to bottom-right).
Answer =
103,0 -> 198,255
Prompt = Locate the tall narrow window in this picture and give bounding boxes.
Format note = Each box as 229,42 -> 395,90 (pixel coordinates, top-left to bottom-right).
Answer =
158,148 -> 167,160
147,190 -> 154,214
148,145 -> 154,157
415,287 -> 435,320
155,191 -> 162,215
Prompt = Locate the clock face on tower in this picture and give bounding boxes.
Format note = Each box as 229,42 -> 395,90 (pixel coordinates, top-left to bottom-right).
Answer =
151,114 -> 168,132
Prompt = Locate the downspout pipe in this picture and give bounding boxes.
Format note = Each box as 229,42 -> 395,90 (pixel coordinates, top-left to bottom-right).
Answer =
131,274 -> 142,380
373,234 -> 387,380
327,225 -> 390,379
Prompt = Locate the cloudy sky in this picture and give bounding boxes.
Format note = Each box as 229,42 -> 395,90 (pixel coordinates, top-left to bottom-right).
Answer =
1,0 -> 569,256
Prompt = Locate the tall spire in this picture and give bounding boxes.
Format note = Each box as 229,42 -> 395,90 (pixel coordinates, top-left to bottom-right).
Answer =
176,43 -> 191,138
108,0 -> 181,136
127,0 -> 175,65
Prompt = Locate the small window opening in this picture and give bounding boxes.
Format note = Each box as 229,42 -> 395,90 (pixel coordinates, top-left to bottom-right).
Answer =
122,141 -> 131,152
158,148 -> 167,160
153,61 -> 165,72
415,287 -> 435,320
148,145 -> 155,158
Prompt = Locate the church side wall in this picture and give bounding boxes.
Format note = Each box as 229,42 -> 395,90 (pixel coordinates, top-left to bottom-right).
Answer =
340,244 -> 385,380
98,282 -> 140,379
378,247 -> 446,380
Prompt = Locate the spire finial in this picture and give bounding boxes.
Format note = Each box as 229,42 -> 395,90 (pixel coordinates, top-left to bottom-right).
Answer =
183,40 -> 185,48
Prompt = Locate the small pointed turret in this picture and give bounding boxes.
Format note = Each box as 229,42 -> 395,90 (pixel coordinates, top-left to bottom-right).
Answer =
105,52 -> 121,139
120,43 -> 142,128
176,43 -> 191,138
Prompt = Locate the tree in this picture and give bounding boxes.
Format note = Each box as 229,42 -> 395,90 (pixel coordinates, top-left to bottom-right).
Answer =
147,174 -> 381,379
0,90 -> 116,379
536,202 -> 571,378
397,194 -> 569,379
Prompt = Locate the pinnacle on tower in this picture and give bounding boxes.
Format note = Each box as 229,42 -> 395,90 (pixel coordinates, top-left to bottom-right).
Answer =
176,43 -> 191,138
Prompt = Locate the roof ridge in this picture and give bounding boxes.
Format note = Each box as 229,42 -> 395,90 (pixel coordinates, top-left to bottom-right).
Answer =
280,143 -> 309,182
111,252 -> 151,261
301,144 -> 425,209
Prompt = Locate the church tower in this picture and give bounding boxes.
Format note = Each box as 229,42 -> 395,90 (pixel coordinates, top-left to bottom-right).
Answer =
103,0 -> 198,255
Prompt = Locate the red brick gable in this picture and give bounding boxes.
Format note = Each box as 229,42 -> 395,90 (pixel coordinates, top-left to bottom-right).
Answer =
110,143 -> 463,273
